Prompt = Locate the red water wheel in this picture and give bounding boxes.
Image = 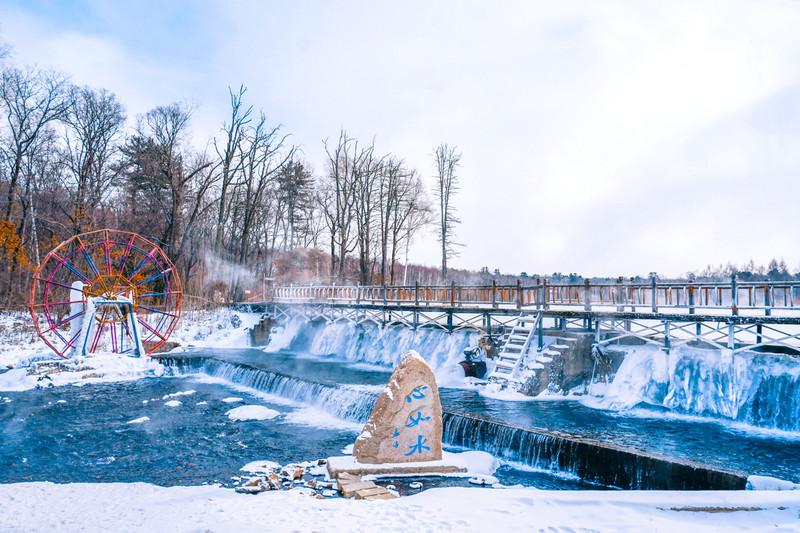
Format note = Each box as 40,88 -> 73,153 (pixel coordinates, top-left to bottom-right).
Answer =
30,229 -> 182,358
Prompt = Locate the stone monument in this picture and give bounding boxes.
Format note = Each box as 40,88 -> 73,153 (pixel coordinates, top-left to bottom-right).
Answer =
353,350 -> 443,463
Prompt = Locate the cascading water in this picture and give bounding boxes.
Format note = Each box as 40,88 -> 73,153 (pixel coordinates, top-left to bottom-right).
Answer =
266,317 -> 800,433
159,355 -> 759,489
441,411 -> 747,490
591,344 -> 800,432
264,317 -> 482,382
164,357 -> 378,423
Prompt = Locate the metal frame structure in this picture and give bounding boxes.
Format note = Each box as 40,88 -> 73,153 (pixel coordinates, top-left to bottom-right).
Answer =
256,277 -> 800,354
30,229 -> 182,358
269,276 -> 800,317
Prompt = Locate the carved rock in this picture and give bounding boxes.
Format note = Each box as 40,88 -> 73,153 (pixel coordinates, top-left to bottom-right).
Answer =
353,350 -> 442,464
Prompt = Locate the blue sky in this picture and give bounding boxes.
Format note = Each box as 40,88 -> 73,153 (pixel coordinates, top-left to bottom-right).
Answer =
2,0 -> 800,278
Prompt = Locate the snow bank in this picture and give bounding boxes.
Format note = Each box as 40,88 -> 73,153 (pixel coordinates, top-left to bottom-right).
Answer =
747,475 -> 800,491
0,353 -> 165,392
171,308 -> 261,349
0,311 -> 52,368
1,482 -> 798,532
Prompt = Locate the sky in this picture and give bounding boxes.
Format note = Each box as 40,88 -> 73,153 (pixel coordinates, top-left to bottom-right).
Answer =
2,0 -> 800,279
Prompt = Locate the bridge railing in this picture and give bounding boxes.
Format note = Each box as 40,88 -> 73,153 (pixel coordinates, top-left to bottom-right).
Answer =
270,276 -> 800,316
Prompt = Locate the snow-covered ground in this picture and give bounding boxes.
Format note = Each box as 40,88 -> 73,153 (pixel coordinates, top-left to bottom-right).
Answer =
2,309 -> 800,532
2,482 -> 799,532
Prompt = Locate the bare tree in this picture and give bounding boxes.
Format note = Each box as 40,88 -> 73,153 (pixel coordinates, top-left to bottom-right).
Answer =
235,112 -> 294,280
353,143 -> 383,285
0,67 -> 70,223
0,66 -> 69,307
213,85 -> 251,254
62,85 -> 126,233
433,142 -> 462,281
392,171 -> 433,284
321,130 -> 363,281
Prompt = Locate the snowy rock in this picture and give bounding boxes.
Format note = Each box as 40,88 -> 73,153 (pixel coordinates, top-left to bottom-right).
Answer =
241,460 -> 281,473
236,478 -> 269,494
225,405 -> 280,421
747,475 -> 800,491
222,397 -> 243,403
281,464 -> 305,481
353,350 -> 442,464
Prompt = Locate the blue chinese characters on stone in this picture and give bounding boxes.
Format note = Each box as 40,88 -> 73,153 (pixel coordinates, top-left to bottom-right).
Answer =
405,411 -> 431,428
405,435 -> 431,456
405,386 -> 429,403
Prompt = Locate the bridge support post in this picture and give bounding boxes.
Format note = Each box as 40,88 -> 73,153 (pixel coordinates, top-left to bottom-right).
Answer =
584,280 -> 592,310
765,284 -> 772,317
538,314 -> 544,350
543,279 -> 550,310
651,274 -> 658,313
664,321 -> 671,353
728,322 -> 735,349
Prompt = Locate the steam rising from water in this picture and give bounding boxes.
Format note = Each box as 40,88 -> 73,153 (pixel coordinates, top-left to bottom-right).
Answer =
203,251 -> 257,290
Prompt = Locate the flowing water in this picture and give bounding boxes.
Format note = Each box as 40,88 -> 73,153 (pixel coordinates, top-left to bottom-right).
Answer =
2,315 -> 799,489
160,349 -> 800,485
0,376 -> 355,486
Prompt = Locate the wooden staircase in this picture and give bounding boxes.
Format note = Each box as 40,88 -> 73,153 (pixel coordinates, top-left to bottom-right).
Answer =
488,311 -> 541,382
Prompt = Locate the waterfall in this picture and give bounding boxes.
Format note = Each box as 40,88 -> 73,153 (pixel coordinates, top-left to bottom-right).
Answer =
442,411 -> 747,490
263,317 -> 481,374
592,345 -> 800,432
160,356 -> 748,490
163,357 -> 378,423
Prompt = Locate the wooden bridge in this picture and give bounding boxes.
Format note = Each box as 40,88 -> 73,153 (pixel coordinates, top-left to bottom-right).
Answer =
249,276 -> 800,382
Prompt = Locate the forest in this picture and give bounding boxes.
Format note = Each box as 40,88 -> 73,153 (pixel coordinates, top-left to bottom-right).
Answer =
0,48 -> 473,309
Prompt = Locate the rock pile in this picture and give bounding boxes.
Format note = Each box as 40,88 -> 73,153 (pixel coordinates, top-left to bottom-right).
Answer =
235,460 -> 325,495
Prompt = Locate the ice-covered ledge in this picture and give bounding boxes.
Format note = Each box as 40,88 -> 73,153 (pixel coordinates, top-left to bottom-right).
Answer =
327,453 -> 467,479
